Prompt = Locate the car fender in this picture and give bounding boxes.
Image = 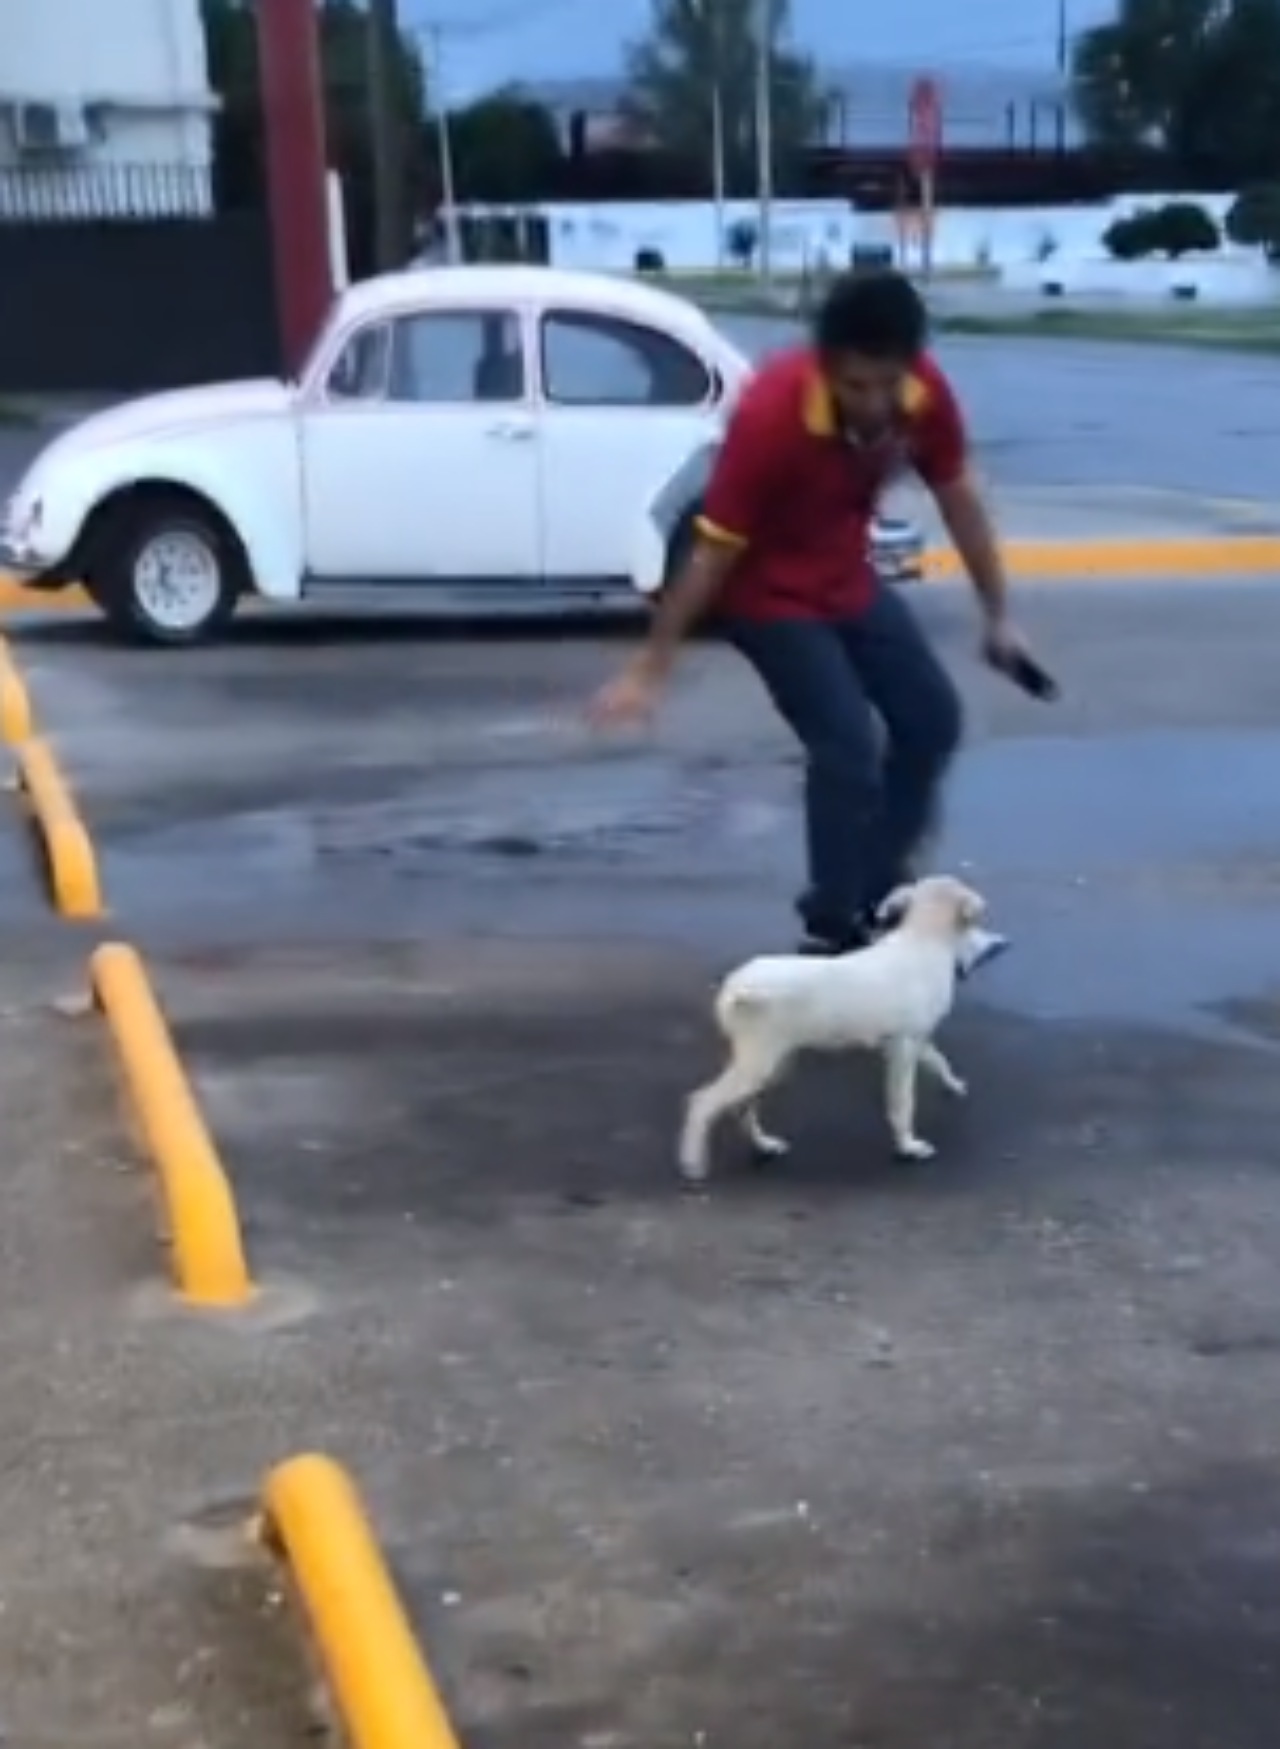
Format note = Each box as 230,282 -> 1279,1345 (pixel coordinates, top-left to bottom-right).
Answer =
627,438 -> 722,596
24,430 -> 304,601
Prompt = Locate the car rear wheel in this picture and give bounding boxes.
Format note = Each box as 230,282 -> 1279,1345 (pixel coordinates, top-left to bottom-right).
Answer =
88,492 -> 243,646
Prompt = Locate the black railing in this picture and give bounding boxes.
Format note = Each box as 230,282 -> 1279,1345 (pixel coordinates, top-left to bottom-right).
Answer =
0,161 -> 214,223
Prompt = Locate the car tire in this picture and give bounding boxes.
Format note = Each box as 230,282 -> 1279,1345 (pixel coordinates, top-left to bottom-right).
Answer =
87,491 -> 244,647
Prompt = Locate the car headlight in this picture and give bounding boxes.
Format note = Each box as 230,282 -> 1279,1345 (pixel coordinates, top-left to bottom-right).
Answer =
2,492 -> 43,554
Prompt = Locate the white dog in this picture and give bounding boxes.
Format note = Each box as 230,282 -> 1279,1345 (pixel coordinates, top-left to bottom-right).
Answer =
678,875 -> 985,1184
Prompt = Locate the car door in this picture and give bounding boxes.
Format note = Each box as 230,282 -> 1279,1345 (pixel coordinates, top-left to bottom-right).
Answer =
300,304 -> 541,583
535,308 -> 722,584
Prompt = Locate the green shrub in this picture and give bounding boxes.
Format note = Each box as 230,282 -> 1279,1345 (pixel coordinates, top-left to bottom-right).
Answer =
1225,184 -> 1280,261
1102,209 -> 1158,259
1103,201 -> 1219,261
1148,200 -> 1220,258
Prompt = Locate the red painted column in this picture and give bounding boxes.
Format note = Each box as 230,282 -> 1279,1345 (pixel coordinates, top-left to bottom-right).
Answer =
256,0 -> 332,374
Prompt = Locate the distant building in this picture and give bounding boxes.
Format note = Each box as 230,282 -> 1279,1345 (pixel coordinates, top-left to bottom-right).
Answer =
0,0 -> 215,219
513,62 -> 1078,156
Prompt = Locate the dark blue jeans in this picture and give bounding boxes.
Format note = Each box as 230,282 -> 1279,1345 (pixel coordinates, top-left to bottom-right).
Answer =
728,588 -> 963,940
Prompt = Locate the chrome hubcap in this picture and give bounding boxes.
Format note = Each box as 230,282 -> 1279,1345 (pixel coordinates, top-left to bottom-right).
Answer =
132,530 -> 221,632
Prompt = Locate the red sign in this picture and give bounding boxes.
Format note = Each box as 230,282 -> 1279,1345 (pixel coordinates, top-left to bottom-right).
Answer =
907,75 -> 942,174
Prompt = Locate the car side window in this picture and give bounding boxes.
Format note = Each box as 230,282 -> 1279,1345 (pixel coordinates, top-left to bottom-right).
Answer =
326,323 -> 390,401
540,310 -> 712,408
386,309 -> 525,404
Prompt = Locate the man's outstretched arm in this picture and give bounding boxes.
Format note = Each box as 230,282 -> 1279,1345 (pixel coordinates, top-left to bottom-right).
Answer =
931,469 -> 1011,632
589,381 -> 781,725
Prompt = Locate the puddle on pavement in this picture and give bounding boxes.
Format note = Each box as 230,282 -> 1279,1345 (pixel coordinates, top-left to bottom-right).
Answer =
165,1496 -> 266,1570
98,727 -> 1280,1040
116,754 -> 792,872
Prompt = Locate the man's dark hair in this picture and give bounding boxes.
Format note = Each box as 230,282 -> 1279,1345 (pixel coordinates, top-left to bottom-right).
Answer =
813,270 -> 928,361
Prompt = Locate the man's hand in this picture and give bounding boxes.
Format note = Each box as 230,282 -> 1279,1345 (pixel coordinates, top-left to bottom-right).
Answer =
587,657 -> 664,729
980,615 -> 1033,677
981,616 -> 1058,699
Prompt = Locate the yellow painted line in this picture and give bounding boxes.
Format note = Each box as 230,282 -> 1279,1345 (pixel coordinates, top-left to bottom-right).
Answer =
0,636 -> 33,740
3,538 -> 1279,624
262,1453 -> 462,1749
16,736 -> 102,917
922,536 -> 1280,579
0,576 -> 88,613
90,942 -> 255,1309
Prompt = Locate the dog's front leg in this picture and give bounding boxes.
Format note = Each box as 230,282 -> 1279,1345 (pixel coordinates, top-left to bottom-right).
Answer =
884,1038 -> 934,1160
918,1039 -> 967,1099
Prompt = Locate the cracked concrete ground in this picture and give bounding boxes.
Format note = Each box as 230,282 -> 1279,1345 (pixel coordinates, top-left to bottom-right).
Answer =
0,840 -> 313,1748
4,572 -> 1280,1744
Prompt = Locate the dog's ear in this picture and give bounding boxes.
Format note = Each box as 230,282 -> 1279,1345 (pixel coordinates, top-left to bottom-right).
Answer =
876,883 -> 915,926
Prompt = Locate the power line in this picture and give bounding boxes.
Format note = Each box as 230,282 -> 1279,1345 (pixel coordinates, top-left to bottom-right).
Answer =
405,0 -> 591,44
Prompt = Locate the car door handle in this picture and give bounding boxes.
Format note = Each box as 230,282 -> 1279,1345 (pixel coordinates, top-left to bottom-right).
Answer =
485,419 -> 534,441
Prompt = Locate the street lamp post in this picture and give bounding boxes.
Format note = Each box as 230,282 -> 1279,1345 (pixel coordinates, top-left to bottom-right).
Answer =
753,0 -> 774,286
694,0 -> 728,272
426,25 -> 462,265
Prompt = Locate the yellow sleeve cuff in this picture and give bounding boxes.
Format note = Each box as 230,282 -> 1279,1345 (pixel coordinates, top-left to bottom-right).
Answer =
694,515 -> 748,549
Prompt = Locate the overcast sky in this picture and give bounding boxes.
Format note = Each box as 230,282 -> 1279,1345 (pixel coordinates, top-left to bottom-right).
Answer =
406,0 -> 1117,101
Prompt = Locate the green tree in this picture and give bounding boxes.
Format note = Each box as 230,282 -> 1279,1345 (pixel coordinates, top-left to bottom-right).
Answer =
1226,182 -> 1280,258
1072,0 -> 1280,183
444,90 -> 564,203
624,0 -> 826,193
202,0 -> 427,270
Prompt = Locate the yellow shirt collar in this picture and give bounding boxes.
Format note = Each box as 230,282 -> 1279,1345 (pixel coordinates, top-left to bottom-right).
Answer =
801,362 -> 930,437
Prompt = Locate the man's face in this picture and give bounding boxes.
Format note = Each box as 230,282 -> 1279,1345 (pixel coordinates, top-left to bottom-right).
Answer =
823,350 -> 909,438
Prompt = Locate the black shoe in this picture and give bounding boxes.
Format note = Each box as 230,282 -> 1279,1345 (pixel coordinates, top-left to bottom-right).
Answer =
955,926 -> 1011,980
796,917 -> 876,957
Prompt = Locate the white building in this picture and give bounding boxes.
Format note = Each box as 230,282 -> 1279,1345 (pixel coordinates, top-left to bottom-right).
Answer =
0,0 -> 215,217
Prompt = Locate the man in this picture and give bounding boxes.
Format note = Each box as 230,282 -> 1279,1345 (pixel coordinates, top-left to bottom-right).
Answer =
589,270 -> 1038,967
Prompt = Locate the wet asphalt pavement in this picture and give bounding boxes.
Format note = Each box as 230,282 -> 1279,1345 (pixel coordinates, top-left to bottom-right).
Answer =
5,567 -> 1280,1746
5,329 -> 1280,1744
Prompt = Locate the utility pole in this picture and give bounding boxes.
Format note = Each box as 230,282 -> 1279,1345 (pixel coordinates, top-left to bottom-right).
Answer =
753,0 -> 774,286
256,0 -> 331,372
425,25 -> 462,264
366,0 -> 403,270
696,0 -> 727,268
711,84 -> 726,268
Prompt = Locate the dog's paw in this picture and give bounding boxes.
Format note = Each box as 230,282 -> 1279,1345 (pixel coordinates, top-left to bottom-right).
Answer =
894,1136 -> 936,1162
944,1076 -> 968,1100
677,1154 -> 711,1188
750,1132 -> 791,1163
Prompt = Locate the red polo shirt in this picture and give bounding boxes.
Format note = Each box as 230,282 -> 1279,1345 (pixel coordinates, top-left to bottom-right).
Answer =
696,346 -> 968,620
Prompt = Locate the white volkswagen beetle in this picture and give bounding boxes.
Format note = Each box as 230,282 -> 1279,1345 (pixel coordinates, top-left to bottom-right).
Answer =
1,265 -> 923,645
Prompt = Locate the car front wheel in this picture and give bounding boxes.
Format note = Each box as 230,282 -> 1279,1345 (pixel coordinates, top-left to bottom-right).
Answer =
88,492 -> 243,646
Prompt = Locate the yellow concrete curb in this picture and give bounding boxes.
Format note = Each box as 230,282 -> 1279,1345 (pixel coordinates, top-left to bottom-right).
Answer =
16,736 -> 103,917
262,1453 -> 462,1749
922,536 -> 1280,579
89,942 -> 255,1309
0,636 -> 33,741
